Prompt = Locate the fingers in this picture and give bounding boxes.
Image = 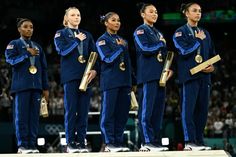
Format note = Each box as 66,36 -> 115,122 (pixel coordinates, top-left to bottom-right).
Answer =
116,38 -> 126,46
80,33 -> 86,39
160,38 -> 166,44
116,38 -> 120,44
27,48 -> 39,56
86,70 -> 97,84
202,65 -> 214,73
166,70 -> 173,81
86,72 -> 92,84
195,30 -> 206,40
76,32 -> 87,41
34,49 -> 40,55
132,85 -> 137,93
86,73 -> 94,84
42,90 -> 49,102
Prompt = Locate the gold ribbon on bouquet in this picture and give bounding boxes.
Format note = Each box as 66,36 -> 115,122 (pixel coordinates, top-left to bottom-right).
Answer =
79,52 -> 98,92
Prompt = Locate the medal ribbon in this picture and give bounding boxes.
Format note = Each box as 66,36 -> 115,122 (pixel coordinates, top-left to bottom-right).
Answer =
120,53 -> 124,63
143,24 -> 163,60
187,24 -> 201,56
107,32 -> 125,64
20,37 -> 36,67
68,28 -> 83,57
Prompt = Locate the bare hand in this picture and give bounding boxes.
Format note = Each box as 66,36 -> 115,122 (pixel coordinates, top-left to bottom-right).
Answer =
86,70 -> 97,84
42,90 -> 49,102
116,38 -> 126,46
131,85 -> 137,93
195,30 -> 206,40
202,65 -> 214,73
166,69 -> 173,81
160,36 -> 166,44
27,48 -> 39,56
75,32 -> 86,41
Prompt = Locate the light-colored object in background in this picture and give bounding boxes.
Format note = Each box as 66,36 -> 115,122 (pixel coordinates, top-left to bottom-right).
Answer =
79,52 -> 98,92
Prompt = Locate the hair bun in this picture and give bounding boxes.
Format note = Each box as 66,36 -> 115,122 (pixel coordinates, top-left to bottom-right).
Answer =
16,18 -> 31,28
16,18 -> 24,23
100,15 -> 106,24
180,3 -> 186,13
100,15 -> 106,21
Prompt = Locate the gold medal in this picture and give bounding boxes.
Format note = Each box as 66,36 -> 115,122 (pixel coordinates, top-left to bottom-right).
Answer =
157,52 -> 163,62
29,65 -> 37,74
195,54 -> 203,63
78,55 -> 86,63
119,62 -> 125,71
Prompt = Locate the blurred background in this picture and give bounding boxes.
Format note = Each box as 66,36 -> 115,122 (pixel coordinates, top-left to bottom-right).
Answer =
0,0 -> 236,155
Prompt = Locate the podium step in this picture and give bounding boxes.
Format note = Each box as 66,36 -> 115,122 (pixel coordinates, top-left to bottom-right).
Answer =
0,150 -> 230,157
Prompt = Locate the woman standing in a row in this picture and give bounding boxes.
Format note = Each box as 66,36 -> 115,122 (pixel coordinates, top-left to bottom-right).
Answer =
5,18 -> 49,154
96,12 -> 132,152
173,2 -> 216,151
54,7 -> 98,153
133,3 -> 173,152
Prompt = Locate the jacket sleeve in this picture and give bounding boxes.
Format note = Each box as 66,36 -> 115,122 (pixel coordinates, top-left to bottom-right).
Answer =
96,38 -> 124,63
54,30 -> 79,56
133,29 -> 165,55
5,41 -> 30,65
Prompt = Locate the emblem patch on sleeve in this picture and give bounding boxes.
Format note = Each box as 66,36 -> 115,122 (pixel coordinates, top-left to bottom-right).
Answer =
54,32 -> 61,38
136,29 -> 144,35
98,40 -> 106,46
175,32 -> 182,37
6,44 -> 14,49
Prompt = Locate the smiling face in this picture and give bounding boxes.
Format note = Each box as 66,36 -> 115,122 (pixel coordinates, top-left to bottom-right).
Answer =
105,13 -> 121,34
65,8 -> 81,28
185,3 -> 202,24
141,5 -> 158,26
18,21 -> 33,39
